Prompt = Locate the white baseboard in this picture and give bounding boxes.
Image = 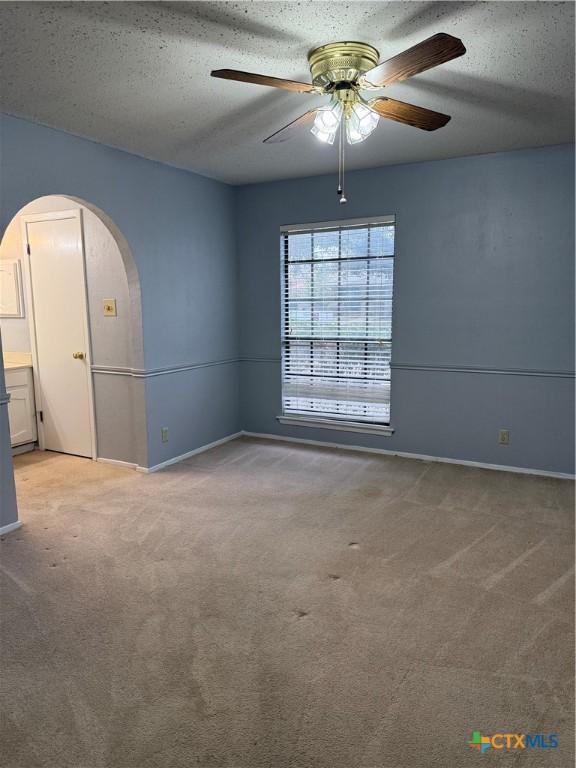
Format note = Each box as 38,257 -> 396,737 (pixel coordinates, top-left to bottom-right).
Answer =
137,432 -> 243,473
241,431 -> 575,480
12,443 -> 35,456
96,457 -> 138,470
0,520 -> 23,536
95,429 -> 574,480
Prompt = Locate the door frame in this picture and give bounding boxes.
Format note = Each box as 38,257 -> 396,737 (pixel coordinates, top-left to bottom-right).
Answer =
20,209 -> 97,459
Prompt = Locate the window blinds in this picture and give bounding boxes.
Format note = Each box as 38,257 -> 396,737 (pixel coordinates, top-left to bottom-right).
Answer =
281,217 -> 395,424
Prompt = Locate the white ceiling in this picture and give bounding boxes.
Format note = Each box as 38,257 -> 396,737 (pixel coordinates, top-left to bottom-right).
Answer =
1,1 -> 574,185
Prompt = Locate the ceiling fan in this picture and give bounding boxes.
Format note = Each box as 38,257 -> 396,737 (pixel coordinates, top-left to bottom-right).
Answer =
211,33 -> 466,202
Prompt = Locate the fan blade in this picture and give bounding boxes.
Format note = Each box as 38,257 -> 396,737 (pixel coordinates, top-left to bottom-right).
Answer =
369,97 -> 450,131
362,33 -> 465,88
211,69 -> 316,93
263,110 -> 319,143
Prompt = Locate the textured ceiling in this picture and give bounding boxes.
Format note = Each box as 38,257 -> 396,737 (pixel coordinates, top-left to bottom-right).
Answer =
0,1 -> 574,184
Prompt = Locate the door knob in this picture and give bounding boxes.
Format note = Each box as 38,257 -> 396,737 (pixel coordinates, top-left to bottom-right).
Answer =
72,352 -> 85,360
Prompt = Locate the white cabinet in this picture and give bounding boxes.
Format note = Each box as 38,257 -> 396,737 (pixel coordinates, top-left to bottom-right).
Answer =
5,367 -> 37,447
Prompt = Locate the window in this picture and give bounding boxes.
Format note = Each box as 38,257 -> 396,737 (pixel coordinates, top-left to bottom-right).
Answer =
280,216 -> 395,431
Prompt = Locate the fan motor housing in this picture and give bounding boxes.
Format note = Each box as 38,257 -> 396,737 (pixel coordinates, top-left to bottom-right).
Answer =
308,42 -> 380,87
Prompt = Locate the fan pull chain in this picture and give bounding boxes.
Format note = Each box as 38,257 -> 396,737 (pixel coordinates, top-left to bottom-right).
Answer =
337,116 -> 347,205
337,118 -> 342,197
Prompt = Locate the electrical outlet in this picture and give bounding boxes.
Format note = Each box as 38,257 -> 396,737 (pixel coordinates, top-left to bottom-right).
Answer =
498,429 -> 510,445
161,427 -> 169,443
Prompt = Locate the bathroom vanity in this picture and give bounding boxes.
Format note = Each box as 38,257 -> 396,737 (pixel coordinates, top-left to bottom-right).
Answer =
3,353 -> 37,452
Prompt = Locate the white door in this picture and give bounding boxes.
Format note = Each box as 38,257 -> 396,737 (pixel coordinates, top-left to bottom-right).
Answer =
23,212 -> 95,458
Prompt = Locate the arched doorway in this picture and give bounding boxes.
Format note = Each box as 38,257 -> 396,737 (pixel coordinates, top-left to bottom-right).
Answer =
0,195 -> 146,482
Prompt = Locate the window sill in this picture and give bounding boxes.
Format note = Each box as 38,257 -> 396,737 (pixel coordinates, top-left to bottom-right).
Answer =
277,415 -> 395,436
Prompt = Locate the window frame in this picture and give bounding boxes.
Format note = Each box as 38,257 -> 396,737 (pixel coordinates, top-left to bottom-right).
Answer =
278,215 -> 396,436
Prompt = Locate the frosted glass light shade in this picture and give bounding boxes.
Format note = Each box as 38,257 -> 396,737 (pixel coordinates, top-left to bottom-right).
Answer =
311,101 -> 343,144
346,102 -> 379,144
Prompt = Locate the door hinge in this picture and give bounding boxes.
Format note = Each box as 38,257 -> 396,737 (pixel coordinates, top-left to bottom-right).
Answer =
26,243 -> 31,255
39,410 -> 43,423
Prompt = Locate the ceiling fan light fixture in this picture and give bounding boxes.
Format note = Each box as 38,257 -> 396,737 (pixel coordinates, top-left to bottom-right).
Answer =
346,101 -> 379,145
212,32 -> 466,201
311,101 -> 343,144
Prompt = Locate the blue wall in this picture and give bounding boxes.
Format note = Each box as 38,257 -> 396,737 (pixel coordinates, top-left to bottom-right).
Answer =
236,145 -> 575,474
0,114 -> 240,467
1,114 -> 573,474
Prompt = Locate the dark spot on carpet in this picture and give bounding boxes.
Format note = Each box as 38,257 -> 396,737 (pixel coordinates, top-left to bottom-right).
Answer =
294,609 -> 308,618
357,486 -> 382,498
348,542 -> 360,549
328,574 -> 341,580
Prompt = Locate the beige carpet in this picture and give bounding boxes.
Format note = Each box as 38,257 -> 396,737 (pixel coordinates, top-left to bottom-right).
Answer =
1,437 -> 574,768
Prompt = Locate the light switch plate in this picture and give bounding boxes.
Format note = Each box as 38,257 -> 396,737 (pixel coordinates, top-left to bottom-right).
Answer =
103,299 -> 117,316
